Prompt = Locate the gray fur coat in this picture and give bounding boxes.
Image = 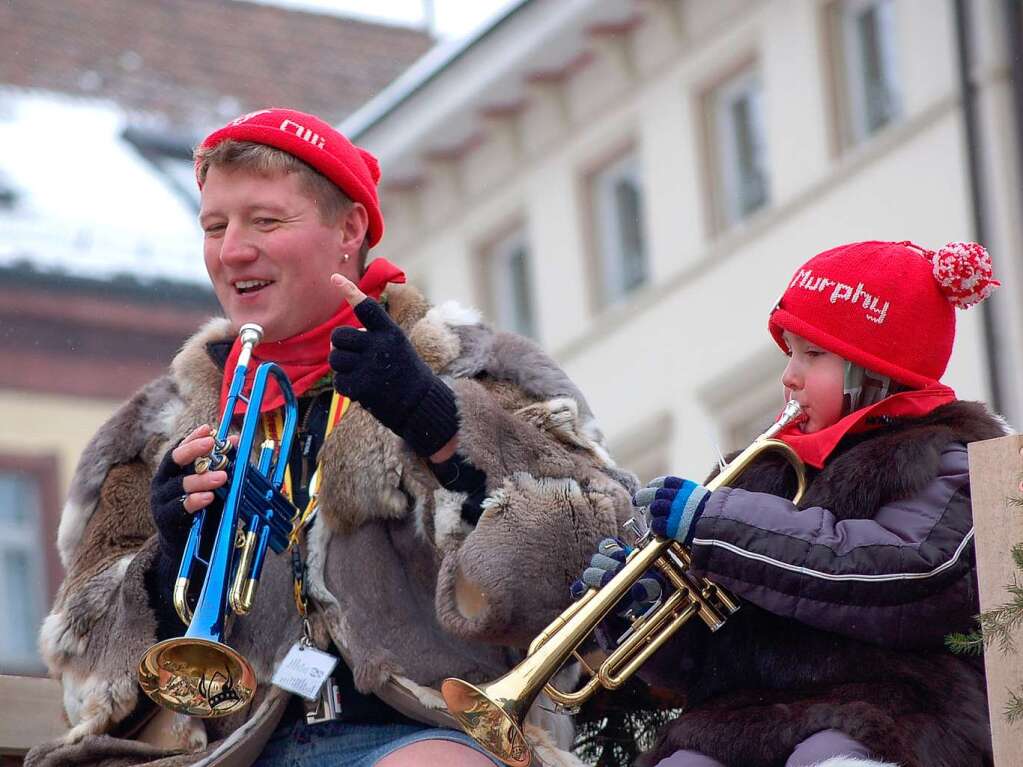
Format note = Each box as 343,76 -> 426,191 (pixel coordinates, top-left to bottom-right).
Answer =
29,285 -> 635,767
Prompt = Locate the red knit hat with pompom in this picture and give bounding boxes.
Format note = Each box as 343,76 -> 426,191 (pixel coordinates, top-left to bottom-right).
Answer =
768,240 -> 999,388
197,108 -> 384,247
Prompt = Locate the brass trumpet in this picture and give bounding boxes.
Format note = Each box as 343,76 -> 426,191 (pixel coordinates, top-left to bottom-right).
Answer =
441,401 -> 807,767
138,323 -> 300,718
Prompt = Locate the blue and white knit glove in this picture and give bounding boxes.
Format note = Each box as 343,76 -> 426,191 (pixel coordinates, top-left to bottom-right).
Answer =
570,538 -> 663,618
634,476 -> 711,545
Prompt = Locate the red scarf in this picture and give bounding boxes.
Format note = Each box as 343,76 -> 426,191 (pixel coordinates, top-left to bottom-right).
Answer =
775,384 -> 957,469
219,258 -> 406,415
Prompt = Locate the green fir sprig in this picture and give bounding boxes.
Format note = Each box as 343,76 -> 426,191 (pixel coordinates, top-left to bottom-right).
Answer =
571,677 -> 683,764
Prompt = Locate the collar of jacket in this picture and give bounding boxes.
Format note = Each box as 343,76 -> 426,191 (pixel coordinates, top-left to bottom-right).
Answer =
717,400 -> 1008,521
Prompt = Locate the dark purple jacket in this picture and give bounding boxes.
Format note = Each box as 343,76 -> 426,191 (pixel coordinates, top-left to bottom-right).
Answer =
636,400 -> 1006,767
692,442 -> 975,650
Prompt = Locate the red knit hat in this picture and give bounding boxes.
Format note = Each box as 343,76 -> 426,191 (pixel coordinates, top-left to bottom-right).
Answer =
197,108 -> 384,247
768,240 -> 999,389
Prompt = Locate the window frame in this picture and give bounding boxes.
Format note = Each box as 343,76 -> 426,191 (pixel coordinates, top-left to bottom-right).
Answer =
482,225 -> 537,339
698,345 -> 789,455
0,453 -> 60,675
706,64 -> 771,231
589,150 -> 649,308
831,0 -> 902,149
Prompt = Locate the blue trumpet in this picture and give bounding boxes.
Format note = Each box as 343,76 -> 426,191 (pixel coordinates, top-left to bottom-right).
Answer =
138,323 -> 300,718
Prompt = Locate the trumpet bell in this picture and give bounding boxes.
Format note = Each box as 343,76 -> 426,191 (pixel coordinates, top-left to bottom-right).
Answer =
138,637 -> 256,718
441,678 -> 532,767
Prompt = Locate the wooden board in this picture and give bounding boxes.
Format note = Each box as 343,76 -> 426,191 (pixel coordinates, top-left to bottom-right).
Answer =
0,675 -> 65,756
968,434 -> 1023,766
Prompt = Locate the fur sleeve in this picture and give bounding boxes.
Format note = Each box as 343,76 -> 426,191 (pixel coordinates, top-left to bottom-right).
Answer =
39,462 -> 164,743
38,377 -> 190,745
433,377 -> 634,646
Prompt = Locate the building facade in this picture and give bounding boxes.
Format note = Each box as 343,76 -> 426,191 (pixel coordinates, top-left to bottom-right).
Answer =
350,0 -> 1023,483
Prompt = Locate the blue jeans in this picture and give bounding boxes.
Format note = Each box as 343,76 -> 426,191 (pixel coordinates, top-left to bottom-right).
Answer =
252,717 -> 503,767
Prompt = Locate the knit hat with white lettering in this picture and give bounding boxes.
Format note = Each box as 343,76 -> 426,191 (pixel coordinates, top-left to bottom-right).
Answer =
768,240 -> 999,389
197,108 -> 384,247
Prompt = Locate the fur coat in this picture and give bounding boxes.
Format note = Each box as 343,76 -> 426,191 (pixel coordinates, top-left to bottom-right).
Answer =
636,401 -> 1006,767
28,285 -> 636,767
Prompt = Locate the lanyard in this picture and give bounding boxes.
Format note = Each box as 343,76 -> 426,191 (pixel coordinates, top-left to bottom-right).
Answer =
261,389 -> 350,617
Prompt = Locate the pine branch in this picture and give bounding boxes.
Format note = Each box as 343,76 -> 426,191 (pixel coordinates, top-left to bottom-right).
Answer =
945,631 -> 985,655
1006,688 -> 1023,724
973,574 -> 1023,655
1013,543 -> 1023,571
571,679 -> 682,764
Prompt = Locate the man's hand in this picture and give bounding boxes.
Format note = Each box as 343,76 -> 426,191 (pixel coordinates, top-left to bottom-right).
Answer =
633,476 -> 711,545
329,273 -> 459,458
150,424 -> 236,557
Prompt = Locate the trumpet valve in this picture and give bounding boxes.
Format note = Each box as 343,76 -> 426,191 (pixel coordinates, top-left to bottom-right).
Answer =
195,446 -> 230,475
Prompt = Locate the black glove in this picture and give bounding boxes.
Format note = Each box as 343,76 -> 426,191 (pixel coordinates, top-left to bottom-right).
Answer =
429,452 -> 489,525
330,296 -> 458,457
150,447 -> 196,560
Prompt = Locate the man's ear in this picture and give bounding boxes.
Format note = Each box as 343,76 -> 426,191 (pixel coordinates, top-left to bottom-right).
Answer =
339,203 -> 369,253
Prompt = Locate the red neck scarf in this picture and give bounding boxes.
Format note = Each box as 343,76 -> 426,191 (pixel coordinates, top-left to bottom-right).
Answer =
775,384 -> 957,469
219,258 -> 406,415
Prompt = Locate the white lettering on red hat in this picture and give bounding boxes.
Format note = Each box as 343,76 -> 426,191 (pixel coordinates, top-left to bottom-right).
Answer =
790,268 -> 891,325
229,109 -> 273,126
279,119 -> 326,149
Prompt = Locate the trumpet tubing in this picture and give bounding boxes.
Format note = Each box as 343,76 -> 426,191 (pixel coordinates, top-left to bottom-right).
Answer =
442,401 -> 806,766
138,323 -> 301,718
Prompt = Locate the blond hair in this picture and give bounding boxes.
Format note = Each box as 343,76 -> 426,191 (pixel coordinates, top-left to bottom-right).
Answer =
194,139 -> 370,265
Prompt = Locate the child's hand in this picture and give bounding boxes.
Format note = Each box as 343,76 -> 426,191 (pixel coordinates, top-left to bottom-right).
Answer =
570,538 -> 663,619
634,476 -> 711,545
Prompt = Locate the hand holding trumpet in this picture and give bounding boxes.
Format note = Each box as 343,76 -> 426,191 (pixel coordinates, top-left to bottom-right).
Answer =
150,425 -> 238,557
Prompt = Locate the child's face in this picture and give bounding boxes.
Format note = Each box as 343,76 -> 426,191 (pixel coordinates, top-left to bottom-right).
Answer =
781,331 -> 846,433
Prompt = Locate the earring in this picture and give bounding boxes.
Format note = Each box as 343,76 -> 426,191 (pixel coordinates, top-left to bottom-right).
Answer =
342,253 -> 350,263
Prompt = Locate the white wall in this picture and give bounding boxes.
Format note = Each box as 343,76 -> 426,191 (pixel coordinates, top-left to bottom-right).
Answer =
367,0 -> 1016,478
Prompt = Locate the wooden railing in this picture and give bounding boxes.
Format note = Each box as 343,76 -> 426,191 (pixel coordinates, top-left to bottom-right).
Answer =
0,675 -> 65,764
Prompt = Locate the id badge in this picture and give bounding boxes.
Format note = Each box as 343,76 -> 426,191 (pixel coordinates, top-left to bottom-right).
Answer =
271,642 -> 339,701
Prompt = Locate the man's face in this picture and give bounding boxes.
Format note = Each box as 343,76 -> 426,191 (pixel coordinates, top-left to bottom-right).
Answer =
199,166 -> 362,342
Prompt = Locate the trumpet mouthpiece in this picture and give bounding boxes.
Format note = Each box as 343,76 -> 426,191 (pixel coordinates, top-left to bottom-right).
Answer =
238,323 -> 264,346
762,400 -> 807,440
780,400 -> 805,425
236,324 -> 264,369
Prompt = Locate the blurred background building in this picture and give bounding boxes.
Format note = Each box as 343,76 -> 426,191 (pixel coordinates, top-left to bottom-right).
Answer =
1,0 -> 1022,691
355,0 -> 1023,483
0,0 -> 432,676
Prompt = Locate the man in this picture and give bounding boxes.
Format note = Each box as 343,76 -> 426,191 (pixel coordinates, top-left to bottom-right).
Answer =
29,109 -> 634,767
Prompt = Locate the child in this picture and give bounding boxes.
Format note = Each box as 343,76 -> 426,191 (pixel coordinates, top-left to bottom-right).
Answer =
580,240 -> 1005,767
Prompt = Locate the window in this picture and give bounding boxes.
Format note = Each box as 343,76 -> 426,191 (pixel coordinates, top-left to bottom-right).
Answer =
610,412 -> 673,486
725,399 -> 786,453
834,0 -> 901,145
485,227 -> 536,338
699,346 -> 788,454
0,169 -> 17,210
710,68 -> 770,228
591,152 -> 648,306
0,471 -> 47,673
